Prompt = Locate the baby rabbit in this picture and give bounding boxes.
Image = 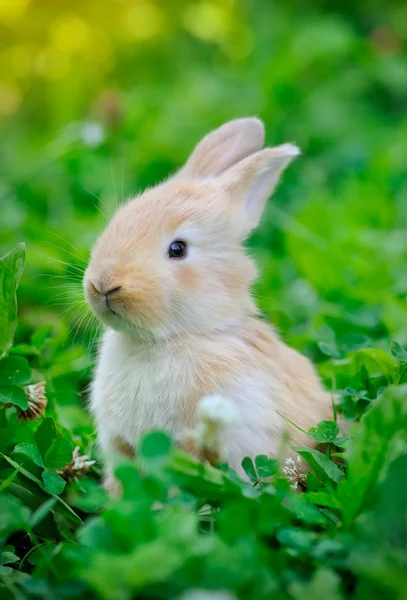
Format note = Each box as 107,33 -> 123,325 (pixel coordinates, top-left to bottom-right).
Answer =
84,118 -> 332,493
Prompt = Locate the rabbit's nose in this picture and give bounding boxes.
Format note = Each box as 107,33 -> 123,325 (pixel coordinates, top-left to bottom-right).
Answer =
89,280 -> 121,297
104,285 -> 122,298
87,279 -> 123,307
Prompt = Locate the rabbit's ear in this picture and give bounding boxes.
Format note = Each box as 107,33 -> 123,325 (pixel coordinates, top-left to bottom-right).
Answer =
220,144 -> 300,237
179,118 -> 265,179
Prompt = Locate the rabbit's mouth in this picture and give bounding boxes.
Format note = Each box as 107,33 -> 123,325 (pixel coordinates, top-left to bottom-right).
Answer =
84,280 -> 165,337
93,300 -> 126,325
104,294 -> 119,317
84,277 -> 126,325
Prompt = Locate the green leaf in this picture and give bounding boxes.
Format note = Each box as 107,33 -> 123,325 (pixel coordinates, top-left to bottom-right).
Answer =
35,417 -> 58,458
289,568 -> 344,600
27,542 -> 54,567
390,341 -> 407,363
342,387 -> 369,400
0,464 -> 22,492
140,431 -> 172,459
31,325 -> 53,350
241,456 -> 258,483
357,348 -> 396,377
9,343 -> 40,357
303,491 -> 344,510
0,356 -> 31,385
0,493 -> 31,536
308,420 -> 339,443
44,437 -> 73,470
0,550 -> 19,566
0,565 -> 12,575
14,443 -> 45,467
42,471 -> 66,495
276,527 -> 316,555
67,478 -> 108,513
0,385 -> 28,409
360,363 -> 370,389
369,454 -> 407,549
306,471 -> 323,492
332,437 -> 351,450
286,494 -> 328,525
1,453 -> 82,524
293,446 -> 344,486
317,341 -> 341,358
30,497 -> 57,527
255,455 -> 279,478
83,540 -> 185,597
115,463 -> 143,501
1,453 -> 44,487
0,243 -> 25,358
338,385 -> 407,527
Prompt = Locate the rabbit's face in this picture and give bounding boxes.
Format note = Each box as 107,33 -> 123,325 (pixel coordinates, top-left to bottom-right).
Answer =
84,118 -> 299,339
84,179 -> 256,338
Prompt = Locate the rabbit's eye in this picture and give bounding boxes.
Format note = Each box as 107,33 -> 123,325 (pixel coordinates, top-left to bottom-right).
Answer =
168,240 -> 187,259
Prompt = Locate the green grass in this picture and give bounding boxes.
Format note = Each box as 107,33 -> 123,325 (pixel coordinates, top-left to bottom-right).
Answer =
1,1 -> 407,597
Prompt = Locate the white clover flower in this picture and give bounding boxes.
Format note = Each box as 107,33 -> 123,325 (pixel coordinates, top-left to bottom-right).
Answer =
57,446 -> 95,482
20,382 -> 47,421
282,455 -> 306,491
177,590 -> 237,600
71,446 -> 96,471
183,395 -> 241,465
80,121 -> 105,147
198,395 -> 240,428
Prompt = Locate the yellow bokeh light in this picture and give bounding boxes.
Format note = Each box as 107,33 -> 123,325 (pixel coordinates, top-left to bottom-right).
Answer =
123,2 -> 165,41
0,0 -> 31,24
0,81 -> 21,116
183,2 -> 230,43
50,15 -> 91,54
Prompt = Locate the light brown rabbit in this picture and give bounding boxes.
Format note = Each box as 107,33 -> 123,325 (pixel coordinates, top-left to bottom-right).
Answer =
83,118 -> 332,492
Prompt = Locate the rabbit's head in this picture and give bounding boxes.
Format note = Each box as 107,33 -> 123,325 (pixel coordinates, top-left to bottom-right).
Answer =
84,118 -> 299,339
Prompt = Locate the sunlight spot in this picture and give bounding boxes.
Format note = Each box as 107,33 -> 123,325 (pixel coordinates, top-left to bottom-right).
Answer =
123,2 -> 165,41
50,15 -> 91,54
0,0 -> 31,24
183,1 -> 231,43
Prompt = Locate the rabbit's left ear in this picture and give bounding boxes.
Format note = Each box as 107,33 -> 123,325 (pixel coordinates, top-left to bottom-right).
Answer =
220,144 -> 300,238
178,118 -> 265,179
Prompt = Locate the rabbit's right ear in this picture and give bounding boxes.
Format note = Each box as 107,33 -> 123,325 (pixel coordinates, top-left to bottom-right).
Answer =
178,118 -> 265,179
219,144 -> 300,238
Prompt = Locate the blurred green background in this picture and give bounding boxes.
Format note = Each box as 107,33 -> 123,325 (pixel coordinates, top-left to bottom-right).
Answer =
1,0 -> 407,432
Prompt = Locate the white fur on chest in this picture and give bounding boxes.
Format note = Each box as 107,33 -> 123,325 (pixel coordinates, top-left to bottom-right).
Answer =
91,330 -> 193,445
91,329 -> 281,471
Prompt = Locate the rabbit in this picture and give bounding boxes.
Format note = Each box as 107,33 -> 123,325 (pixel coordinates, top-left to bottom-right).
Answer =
83,117 -> 332,494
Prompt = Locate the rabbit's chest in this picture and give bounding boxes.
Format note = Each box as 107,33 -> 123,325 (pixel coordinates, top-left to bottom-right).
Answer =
92,331 -> 198,443
91,329 -> 279,458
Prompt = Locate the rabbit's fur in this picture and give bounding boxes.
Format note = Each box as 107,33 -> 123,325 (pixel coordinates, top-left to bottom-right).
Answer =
84,118 -> 332,491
